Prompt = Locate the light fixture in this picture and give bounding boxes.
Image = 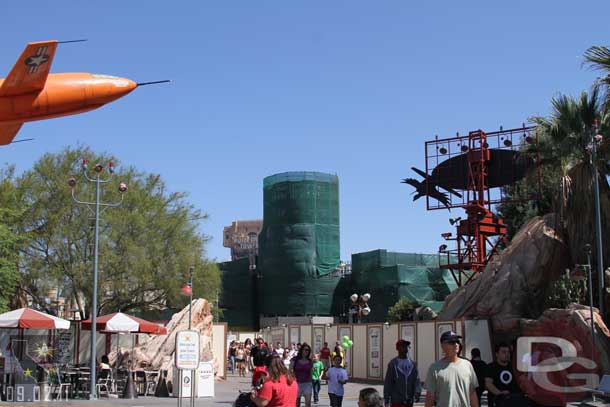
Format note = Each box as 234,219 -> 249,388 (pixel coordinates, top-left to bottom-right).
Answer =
439,146 -> 448,155
362,293 -> 371,302
384,322 -> 390,327
449,217 -> 462,226
281,323 -> 287,327
438,244 -> 447,252
362,306 -> 371,316
325,323 -> 331,328
441,232 -> 452,239
461,145 -> 469,152
350,293 -> 358,302
503,139 -> 512,147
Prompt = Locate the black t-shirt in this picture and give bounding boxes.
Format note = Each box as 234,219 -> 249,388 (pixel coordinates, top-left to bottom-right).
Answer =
251,345 -> 269,366
485,362 -> 520,405
470,359 -> 487,391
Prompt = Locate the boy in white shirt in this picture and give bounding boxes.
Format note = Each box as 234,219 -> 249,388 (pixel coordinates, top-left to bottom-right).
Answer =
327,355 -> 349,407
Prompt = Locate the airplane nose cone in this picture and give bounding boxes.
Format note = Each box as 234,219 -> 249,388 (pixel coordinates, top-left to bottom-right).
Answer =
89,74 -> 137,105
111,77 -> 137,96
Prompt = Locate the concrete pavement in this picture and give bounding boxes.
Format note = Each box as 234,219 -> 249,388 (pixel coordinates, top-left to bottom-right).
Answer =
0,373 -> 423,407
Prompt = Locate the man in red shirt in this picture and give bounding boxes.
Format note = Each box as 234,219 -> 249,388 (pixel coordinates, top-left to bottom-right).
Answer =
320,342 -> 331,370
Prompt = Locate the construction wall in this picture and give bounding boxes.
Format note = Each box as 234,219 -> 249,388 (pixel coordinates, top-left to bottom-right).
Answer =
261,319 -> 492,383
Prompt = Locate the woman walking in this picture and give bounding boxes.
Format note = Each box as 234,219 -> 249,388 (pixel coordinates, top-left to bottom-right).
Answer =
291,342 -> 313,407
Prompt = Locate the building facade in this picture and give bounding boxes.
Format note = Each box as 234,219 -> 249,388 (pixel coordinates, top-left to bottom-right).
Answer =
223,220 -> 263,261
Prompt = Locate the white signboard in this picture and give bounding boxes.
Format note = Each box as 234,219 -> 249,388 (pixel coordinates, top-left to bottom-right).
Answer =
176,330 -> 200,370
368,326 -> 382,378
196,362 -> 215,397
313,327 -> 324,354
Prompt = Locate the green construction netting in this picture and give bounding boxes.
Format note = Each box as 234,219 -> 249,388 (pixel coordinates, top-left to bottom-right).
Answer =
218,258 -> 258,329
259,172 -> 341,316
350,249 -> 458,319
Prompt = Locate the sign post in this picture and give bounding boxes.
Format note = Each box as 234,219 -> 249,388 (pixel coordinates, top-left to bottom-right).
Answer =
175,330 -> 200,407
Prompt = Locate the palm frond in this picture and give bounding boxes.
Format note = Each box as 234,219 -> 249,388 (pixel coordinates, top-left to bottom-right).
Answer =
583,46 -> 610,72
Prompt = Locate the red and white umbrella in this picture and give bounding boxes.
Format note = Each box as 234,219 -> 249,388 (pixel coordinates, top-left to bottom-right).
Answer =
81,312 -> 166,334
0,308 -> 70,330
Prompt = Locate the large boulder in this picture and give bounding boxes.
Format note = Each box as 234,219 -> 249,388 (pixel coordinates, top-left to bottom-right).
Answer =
438,213 -> 571,324
515,304 -> 610,406
109,299 -> 216,383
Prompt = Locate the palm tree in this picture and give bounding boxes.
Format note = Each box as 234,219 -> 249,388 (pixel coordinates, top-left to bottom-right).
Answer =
584,46 -> 610,109
531,86 -> 610,315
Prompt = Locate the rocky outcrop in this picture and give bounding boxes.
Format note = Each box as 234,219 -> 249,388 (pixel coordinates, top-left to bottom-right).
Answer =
109,299 -> 215,382
438,214 -> 571,323
515,305 -> 610,406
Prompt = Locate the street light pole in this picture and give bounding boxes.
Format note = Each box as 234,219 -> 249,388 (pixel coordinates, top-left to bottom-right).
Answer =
585,244 -> 596,359
69,160 -> 126,400
591,120 -> 605,317
189,266 -> 193,330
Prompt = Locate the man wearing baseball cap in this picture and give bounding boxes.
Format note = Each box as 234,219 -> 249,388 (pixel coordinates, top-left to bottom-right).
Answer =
383,339 -> 421,407
424,331 -> 479,407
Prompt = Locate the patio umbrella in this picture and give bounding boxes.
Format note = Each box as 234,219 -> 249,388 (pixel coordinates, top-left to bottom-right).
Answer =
81,312 -> 167,398
81,312 -> 166,335
0,308 -> 70,330
0,308 -> 71,381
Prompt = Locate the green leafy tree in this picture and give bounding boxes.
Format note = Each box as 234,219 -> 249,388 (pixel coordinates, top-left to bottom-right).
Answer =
16,146 -> 220,318
387,297 -> 420,322
544,270 -> 585,309
0,167 -> 28,312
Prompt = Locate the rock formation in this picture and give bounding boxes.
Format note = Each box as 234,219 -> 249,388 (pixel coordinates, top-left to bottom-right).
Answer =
436,163 -> 610,405
439,214 -> 571,323
108,299 -> 216,384
516,304 -> 610,406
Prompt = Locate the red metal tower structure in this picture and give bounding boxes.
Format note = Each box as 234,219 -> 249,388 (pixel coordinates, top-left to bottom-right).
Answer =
420,125 -> 539,286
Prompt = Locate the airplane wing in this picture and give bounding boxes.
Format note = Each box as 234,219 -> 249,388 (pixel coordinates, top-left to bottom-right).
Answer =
410,167 -> 463,198
0,40 -> 58,97
0,122 -> 24,145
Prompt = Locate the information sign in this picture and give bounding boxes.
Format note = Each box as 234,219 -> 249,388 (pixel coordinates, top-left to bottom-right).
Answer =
175,330 -> 200,370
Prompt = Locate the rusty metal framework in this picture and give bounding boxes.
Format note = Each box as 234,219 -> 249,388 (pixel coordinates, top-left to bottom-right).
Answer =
422,125 -> 540,286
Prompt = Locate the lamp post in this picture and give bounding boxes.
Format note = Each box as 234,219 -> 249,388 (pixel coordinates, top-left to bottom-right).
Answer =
69,159 -> 126,399
348,293 -> 371,323
590,120 -> 605,317
188,266 -> 193,330
571,244 -> 596,361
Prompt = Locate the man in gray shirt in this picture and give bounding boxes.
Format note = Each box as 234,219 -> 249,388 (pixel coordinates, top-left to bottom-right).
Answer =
425,331 -> 479,407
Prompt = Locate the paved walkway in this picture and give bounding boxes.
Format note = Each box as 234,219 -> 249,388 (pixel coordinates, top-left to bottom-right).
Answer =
0,374 -> 424,407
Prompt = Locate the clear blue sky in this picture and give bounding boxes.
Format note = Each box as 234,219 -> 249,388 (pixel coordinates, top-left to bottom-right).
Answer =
1,1 -> 608,262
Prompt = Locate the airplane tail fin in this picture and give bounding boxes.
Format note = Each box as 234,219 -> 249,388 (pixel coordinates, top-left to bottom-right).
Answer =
0,41 -> 59,97
0,122 -> 24,145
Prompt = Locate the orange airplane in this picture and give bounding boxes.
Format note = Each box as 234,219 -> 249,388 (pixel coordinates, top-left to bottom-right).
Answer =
0,40 -> 168,145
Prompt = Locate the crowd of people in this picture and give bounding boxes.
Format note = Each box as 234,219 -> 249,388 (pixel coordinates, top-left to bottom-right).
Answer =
231,331 -> 532,407
383,331 -> 533,407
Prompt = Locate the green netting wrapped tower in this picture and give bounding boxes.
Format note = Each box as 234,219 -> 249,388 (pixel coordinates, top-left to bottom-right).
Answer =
258,171 -> 341,316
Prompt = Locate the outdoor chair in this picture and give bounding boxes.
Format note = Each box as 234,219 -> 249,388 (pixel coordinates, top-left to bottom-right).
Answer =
48,370 -> 71,401
134,370 -> 147,395
145,371 -> 159,396
96,369 -> 114,398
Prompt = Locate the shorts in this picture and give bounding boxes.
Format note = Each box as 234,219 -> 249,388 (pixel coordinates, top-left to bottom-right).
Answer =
298,382 -> 313,397
321,359 -> 330,370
